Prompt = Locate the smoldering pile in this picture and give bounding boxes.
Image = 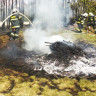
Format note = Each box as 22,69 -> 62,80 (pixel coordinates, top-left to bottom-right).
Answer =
26,40 -> 86,67
46,40 -> 86,63
25,40 -> 89,77
26,40 -> 96,77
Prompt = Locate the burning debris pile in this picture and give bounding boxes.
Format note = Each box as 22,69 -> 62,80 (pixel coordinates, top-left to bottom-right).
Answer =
25,40 -> 89,76
33,41 -> 96,77
47,40 -> 86,62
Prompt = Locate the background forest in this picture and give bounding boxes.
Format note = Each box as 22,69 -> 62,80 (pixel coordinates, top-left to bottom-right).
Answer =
71,0 -> 96,17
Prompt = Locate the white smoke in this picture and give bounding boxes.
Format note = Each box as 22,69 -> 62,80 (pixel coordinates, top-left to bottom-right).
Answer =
23,0 -> 71,54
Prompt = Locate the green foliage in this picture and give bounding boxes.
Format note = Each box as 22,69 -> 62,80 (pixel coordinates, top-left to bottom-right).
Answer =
87,1 -> 96,15
71,3 -> 78,10
71,0 -> 96,16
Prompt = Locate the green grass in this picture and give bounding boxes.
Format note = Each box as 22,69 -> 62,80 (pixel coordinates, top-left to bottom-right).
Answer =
74,33 -> 96,45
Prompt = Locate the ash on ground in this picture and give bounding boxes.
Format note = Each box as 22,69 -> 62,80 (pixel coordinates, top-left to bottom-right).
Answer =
0,40 -> 96,78
25,40 -> 96,77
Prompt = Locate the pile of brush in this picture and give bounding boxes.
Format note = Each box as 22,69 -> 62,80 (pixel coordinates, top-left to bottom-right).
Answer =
46,40 -> 86,62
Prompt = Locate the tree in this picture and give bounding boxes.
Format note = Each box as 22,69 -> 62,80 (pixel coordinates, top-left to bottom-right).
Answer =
71,0 -> 96,17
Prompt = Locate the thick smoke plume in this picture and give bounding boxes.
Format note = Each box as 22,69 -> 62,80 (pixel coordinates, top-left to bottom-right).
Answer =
23,0 -> 70,54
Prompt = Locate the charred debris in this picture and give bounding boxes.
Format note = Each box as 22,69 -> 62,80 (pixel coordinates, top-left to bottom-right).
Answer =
46,40 -> 87,63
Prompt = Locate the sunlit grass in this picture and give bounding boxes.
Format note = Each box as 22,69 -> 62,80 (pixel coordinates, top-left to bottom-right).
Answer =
75,33 -> 96,45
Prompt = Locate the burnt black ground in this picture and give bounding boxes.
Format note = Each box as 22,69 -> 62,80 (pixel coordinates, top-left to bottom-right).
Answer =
0,39 -> 95,78
0,28 -> 96,78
